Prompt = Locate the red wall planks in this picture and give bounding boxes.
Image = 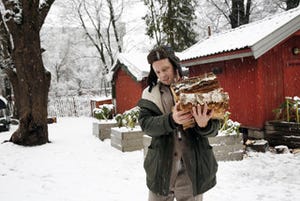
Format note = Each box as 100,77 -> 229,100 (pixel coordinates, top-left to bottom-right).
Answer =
114,68 -> 144,113
188,34 -> 300,129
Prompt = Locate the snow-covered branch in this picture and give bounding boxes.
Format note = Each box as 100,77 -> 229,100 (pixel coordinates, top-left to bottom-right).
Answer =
0,0 -> 21,31
0,7 -> 13,70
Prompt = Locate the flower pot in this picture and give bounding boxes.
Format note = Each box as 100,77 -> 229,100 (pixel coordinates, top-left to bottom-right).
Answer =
208,134 -> 244,161
92,120 -> 117,141
111,126 -> 144,152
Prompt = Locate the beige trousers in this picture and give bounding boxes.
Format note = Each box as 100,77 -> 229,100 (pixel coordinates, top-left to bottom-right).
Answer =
148,164 -> 203,201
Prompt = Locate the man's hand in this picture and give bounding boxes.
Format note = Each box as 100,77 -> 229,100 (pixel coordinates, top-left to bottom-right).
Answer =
192,103 -> 213,128
172,102 -> 193,125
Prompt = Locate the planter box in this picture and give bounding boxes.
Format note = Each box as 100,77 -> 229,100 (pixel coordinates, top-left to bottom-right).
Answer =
265,121 -> 300,148
111,126 -> 144,152
208,135 -> 244,161
92,120 -> 117,141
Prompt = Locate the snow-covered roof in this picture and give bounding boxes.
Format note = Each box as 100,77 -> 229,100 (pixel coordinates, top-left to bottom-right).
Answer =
181,7 -> 300,64
112,53 -> 149,81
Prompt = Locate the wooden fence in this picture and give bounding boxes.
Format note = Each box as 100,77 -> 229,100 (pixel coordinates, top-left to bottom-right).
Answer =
48,96 -> 91,117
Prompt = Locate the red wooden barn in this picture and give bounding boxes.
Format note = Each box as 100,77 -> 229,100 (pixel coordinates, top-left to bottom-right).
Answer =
181,7 -> 300,131
111,53 -> 149,114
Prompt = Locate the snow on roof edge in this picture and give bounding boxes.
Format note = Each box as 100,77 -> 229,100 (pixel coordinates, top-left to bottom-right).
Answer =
181,6 -> 300,61
113,53 -> 149,81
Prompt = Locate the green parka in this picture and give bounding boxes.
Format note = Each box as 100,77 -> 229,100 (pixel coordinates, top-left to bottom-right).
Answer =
137,84 -> 219,196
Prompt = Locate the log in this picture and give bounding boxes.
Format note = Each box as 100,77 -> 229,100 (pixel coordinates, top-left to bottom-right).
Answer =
170,72 -> 229,129
265,121 -> 300,148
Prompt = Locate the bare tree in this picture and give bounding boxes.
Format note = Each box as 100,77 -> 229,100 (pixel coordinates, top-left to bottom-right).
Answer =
106,0 -> 123,53
53,39 -> 71,83
208,0 -> 252,28
72,0 -> 124,96
0,0 -> 54,145
143,0 -> 163,46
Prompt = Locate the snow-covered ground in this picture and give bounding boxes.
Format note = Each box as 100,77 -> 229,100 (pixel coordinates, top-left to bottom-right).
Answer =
0,117 -> 299,201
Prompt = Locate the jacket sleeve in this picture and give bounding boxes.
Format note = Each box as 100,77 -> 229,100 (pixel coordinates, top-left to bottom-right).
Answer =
137,99 -> 177,137
190,119 -> 220,137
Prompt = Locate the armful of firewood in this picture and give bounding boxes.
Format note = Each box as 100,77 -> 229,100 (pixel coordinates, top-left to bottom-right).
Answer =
170,72 -> 229,130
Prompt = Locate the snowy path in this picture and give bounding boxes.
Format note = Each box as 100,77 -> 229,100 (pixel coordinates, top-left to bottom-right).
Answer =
0,117 -> 299,201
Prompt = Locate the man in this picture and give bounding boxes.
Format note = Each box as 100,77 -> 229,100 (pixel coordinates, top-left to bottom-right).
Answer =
137,45 -> 219,201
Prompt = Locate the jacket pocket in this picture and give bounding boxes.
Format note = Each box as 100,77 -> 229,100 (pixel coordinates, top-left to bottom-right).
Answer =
144,147 -> 159,184
199,145 -> 218,181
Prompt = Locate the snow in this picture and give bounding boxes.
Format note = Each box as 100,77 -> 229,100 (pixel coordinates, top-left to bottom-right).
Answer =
0,95 -> 7,105
111,125 -> 142,133
90,96 -> 112,102
115,53 -> 149,81
120,0 -> 155,53
1,2 -> 300,199
1,117 -> 300,201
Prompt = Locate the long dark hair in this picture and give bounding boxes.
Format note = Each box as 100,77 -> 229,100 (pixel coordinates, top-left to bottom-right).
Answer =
146,45 -> 183,92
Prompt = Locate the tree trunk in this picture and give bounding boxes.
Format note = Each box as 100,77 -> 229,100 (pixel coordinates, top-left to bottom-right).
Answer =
8,25 -> 51,146
166,0 -> 175,48
286,0 -> 300,10
0,0 -> 54,146
229,0 -> 251,28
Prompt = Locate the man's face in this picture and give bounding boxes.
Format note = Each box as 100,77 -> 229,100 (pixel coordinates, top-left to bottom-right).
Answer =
152,58 -> 177,86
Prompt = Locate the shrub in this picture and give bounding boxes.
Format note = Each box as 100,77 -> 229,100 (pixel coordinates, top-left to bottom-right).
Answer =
219,111 -> 240,135
114,107 -> 140,129
273,96 -> 300,123
115,113 -> 126,127
93,104 -> 114,120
